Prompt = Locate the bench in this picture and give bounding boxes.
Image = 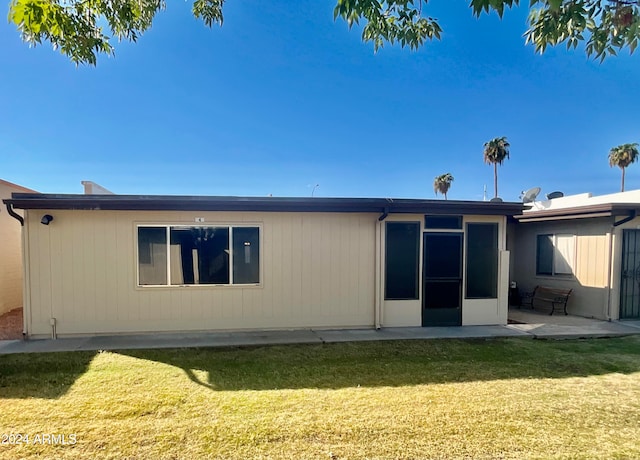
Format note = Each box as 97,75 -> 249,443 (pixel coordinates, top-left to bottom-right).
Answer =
520,286 -> 572,316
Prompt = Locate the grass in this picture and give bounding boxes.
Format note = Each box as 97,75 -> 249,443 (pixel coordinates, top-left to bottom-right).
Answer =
2,337 -> 640,459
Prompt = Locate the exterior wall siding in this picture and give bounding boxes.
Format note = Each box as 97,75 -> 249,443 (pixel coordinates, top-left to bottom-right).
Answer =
25,210 -> 377,337
511,218 -> 611,319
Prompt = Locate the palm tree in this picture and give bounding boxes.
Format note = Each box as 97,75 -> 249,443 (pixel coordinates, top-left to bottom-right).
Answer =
609,143 -> 639,192
483,136 -> 510,198
433,173 -> 454,200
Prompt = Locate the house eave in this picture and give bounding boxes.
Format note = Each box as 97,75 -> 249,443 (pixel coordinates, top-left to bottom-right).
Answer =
3,193 -> 524,216
515,203 -> 640,223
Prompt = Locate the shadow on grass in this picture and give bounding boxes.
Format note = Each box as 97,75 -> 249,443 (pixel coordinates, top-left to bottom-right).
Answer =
0,351 -> 97,399
119,336 -> 640,391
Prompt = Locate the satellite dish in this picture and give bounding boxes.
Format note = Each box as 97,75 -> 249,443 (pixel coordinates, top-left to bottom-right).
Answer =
520,187 -> 541,203
546,191 -> 564,200
489,197 -> 503,202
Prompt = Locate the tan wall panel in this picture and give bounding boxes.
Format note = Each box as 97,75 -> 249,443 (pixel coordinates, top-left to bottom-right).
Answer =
575,235 -> 608,287
25,210 -> 377,336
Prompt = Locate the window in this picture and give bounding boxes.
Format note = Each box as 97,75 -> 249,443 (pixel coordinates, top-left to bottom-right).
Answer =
466,223 -> 498,299
424,215 -> 462,229
138,227 -> 168,285
137,225 -> 260,286
385,222 -> 420,300
536,234 -> 574,276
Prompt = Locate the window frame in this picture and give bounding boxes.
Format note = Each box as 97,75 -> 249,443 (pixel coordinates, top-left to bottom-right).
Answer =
136,223 -> 262,288
535,233 -> 576,277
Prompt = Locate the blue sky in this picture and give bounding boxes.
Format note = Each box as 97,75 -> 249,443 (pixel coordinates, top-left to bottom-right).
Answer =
1,0 -> 638,201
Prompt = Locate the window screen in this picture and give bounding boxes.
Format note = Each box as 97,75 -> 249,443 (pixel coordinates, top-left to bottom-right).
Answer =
385,222 -> 420,300
466,223 -> 498,299
423,233 -> 462,279
536,234 -> 554,275
233,227 -> 260,284
424,215 -> 462,229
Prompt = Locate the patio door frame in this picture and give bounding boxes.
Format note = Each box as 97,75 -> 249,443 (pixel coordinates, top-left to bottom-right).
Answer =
619,229 -> 640,319
421,231 -> 464,327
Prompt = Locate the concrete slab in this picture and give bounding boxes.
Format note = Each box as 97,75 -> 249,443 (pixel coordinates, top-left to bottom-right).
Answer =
506,321 -> 640,339
621,320 -> 640,330
316,326 -> 530,343
0,330 -> 324,354
0,322 -> 638,355
509,308 -> 604,326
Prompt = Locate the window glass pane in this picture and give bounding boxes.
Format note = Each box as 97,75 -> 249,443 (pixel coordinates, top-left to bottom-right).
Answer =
170,227 -> 229,284
385,222 -> 419,300
466,223 -> 498,298
536,234 -> 553,275
233,227 -> 260,284
138,227 -> 167,285
424,233 -> 462,279
424,215 -> 462,229
554,234 -> 574,274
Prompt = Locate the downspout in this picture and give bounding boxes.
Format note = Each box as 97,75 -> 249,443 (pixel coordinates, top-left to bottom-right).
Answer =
5,203 -> 24,226
378,207 -> 389,222
607,211 -> 637,321
605,226 -> 613,321
374,208 -> 389,330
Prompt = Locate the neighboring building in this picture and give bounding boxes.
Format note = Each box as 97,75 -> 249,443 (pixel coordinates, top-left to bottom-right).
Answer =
3,193 -> 521,338
81,181 -> 114,195
511,190 -> 640,321
0,179 -> 37,316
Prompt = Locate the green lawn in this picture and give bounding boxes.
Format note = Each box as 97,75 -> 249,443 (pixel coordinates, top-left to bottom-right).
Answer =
2,337 -> 640,459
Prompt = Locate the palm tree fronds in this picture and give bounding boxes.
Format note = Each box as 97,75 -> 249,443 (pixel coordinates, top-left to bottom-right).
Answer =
483,136 -> 510,198
483,136 -> 510,165
609,143 -> 639,192
433,173 -> 454,199
609,143 -> 639,169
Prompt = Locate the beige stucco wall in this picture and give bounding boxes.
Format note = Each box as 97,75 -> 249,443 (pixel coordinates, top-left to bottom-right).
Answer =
511,218 -> 611,319
23,209 -> 378,337
0,181 -> 31,315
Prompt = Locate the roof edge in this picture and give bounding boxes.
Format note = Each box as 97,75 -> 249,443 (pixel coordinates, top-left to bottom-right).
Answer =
515,203 -> 640,222
3,193 -> 524,216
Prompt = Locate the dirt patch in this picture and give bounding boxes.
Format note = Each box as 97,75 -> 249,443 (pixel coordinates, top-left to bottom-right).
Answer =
0,308 -> 23,340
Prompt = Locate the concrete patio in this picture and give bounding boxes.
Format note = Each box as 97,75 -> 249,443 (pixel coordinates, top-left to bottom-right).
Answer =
508,307 -> 640,338
1,309 -> 639,354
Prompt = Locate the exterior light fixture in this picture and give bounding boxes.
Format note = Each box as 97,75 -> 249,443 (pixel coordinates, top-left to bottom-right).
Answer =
41,214 -> 54,225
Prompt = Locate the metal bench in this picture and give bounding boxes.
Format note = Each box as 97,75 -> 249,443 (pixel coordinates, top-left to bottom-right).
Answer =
520,286 -> 572,316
